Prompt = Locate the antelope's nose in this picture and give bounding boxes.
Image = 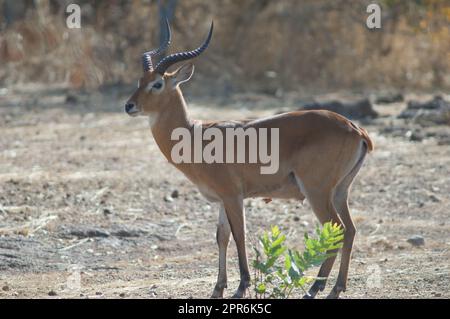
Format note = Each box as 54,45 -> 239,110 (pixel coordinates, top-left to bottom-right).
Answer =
125,102 -> 136,113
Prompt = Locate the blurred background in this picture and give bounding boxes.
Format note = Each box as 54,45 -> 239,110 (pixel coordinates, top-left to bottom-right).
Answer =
1,1 -> 450,299
1,0 -> 449,95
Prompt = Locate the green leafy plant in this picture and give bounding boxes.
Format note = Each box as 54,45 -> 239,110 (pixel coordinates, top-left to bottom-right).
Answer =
252,222 -> 344,299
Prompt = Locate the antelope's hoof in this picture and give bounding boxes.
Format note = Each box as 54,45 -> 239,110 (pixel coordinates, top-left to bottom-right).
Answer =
304,281 -> 326,299
211,292 -> 224,299
231,291 -> 246,299
211,284 -> 226,299
326,286 -> 345,299
231,284 -> 250,299
211,288 -> 224,299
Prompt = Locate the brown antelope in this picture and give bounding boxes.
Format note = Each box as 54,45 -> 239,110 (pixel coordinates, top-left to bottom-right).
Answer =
125,19 -> 374,299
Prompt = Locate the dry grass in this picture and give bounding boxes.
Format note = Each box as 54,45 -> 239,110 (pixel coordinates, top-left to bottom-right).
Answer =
1,0 -> 449,93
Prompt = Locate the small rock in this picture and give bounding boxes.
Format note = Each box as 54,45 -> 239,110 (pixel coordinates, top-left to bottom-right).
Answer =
171,190 -> 179,198
293,216 -> 300,222
164,195 -> 174,203
407,235 -> 425,247
2,285 -> 9,291
65,94 -> 78,104
405,130 -> 423,142
432,292 -> 442,297
429,194 -> 441,203
48,290 -> 57,296
103,208 -> 113,216
95,291 -> 102,296
119,293 -> 126,298
300,221 -> 309,227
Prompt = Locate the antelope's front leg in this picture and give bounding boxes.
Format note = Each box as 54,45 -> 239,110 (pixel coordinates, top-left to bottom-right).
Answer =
223,197 -> 250,298
211,205 -> 231,298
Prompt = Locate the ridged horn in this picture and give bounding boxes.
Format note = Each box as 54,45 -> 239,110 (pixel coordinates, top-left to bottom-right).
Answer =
142,17 -> 172,72
155,21 -> 213,75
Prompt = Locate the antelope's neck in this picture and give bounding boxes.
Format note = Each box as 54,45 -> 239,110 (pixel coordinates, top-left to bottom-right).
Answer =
150,88 -> 194,163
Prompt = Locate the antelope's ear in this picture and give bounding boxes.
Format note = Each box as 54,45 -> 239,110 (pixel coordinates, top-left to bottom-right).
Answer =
170,63 -> 194,88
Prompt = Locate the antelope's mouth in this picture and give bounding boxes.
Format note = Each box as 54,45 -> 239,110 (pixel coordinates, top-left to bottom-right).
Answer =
127,110 -> 140,117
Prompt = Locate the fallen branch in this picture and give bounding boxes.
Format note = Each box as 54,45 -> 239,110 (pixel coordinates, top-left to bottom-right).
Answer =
59,238 -> 90,251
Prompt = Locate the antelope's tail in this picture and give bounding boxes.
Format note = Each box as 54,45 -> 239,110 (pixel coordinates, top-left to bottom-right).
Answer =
349,121 -> 374,153
357,126 -> 374,153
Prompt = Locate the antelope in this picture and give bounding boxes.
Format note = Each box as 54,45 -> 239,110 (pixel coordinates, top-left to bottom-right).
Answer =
124,19 -> 374,299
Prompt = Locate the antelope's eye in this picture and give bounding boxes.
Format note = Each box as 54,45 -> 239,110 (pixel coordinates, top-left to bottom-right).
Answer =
153,82 -> 162,89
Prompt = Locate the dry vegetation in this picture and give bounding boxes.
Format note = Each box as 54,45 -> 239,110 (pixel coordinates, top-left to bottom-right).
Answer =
1,0 -> 449,92
1,0 -> 450,299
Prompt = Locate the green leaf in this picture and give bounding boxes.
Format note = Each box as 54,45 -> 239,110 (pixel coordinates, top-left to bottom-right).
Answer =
251,222 -> 345,299
271,225 -> 280,238
305,238 -> 314,250
322,224 -> 329,238
255,283 -> 266,294
271,234 -> 286,248
284,252 -> 292,270
265,255 -> 278,269
270,245 -> 286,258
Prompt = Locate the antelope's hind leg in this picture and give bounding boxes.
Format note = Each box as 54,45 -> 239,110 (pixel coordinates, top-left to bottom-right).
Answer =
301,189 -> 342,299
326,147 -> 366,299
326,179 -> 356,299
221,197 -> 250,298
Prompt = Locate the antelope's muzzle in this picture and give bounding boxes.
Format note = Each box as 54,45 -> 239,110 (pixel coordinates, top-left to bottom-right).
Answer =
125,102 -> 139,116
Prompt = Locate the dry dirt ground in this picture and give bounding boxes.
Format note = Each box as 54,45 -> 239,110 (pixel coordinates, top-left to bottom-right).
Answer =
0,85 -> 449,299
